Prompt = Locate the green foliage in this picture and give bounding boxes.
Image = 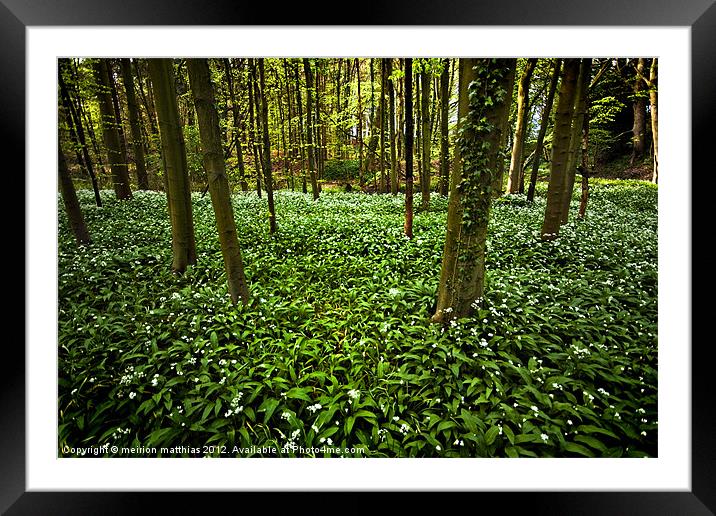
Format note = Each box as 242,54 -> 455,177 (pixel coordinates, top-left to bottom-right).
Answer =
323,159 -> 360,181
58,181 -> 657,458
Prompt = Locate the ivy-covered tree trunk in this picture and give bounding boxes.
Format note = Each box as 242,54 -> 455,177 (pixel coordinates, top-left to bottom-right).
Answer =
303,58 -> 320,200
187,58 -> 250,305
58,147 -> 91,245
527,59 -> 561,202
540,59 -> 580,240
506,58 -> 536,194
120,58 -> 150,190
439,58 -> 450,197
560,58 -> 592,225
148,58 -> 197,273
404,58 -> 414,238
630,58 -> 647,165
93,59 -> 133,200
431,59 -> 514,323
420,65 -> 431,209
258,58 -> 277,234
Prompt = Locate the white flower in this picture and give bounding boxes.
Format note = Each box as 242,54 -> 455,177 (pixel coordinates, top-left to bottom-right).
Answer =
347,389 -> 360,400
540,433 -> 549,442
129,392 -> 136,399
327,438 -> 333,446
435,445 -> 441,451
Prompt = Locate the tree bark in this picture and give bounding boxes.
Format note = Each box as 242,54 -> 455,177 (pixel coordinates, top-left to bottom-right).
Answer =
187,58 -> 250,305
404,58 -> 414,238
432,59 -> 514,323
120,58 -> 150,190
93,59 -> 132,200
58,60 -> 102,207
421,65 -> 431,209
303,59 -> 320,200
507,58 -> 537,194
59,147 -> 91,245
631,58 -> 648,165
560,58 -> 592,225
387,59 -> 398,195
541,59 -> 580,240
649,59 -> 658,184
248,60 -> 263,198
527,59 -> 561,202
258,59 -> 277,234
148,58 -> 197,272
439,58 -> 450,197
492,65 -> 516,197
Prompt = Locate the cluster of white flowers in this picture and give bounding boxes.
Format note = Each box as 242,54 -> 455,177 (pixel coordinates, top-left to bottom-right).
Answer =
307,403 -> 323,414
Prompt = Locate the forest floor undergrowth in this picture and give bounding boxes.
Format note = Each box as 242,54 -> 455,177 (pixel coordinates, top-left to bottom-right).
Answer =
58,180 -> 658,458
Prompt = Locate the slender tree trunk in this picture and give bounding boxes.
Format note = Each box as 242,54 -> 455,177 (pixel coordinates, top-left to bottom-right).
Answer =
248,61 -> 263,198
293,61 -> 308,194
439,58 -> 450,197
420,65 -> 431,209
577,100 -> 591,219
120,58 -> 150,190
133,59 -> 158,136
492,65 -> 516,197
432,59 -> 514,323
387,59 -> 398,195
560,58 -> 591,225
380,59 -> 388,193
223,58 -> 248,192
187,58 -> 250,305
404,58 -> 414,238
631,58 -> 647,165
541,59 -> 580,240
283,59 -> 296,191
93,59 -> 132,200
649,59 -> 658,184
148,58 -> 197,272
416,71 -> 422,192
357,58 -> 364,186
59,147 -> 91,245
58,61 -> 102,206
527,59 -> 561,202
302,59 -> 320,200
108,60 -> 132,188
507,58 -> 537,194
257,59 -> 277,234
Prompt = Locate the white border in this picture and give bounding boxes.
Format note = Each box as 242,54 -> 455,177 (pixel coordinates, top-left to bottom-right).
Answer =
27,27 -> 691,491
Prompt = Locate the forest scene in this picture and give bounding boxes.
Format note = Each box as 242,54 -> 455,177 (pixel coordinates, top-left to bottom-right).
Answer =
58,57 -> 658,458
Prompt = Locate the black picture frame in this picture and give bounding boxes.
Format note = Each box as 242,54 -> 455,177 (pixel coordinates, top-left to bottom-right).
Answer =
5,0 -> 711,513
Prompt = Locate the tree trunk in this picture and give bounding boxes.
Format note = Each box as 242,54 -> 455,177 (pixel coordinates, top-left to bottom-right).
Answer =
631,58 -> 648,165
248,60 -> 263,198
560,58 -> 592,225
379,60 -> 387,193
387,59 -> 398,195
120,58 -> 150,190
420,65 -> 431,209
108,60 -> 132,188
258,59 -> 277,234
357,58 -> 364,186
404,58 -> 414,238
507,58 -> 537,194
92,59 -> 132,200
492,65 -> 516,197
58,60 -> 102,207
527,59 -> 561,202
649,59 -> 658,184
148,58 -> 197,272
187,58 -> 250,305
541,59 -> 580,240
293,61 -> 308,194
223,58 -> 248,192
432,59 -> 514,323
439,58 -> 450,197
58,147 -> 91,245
303,59 -> 320,200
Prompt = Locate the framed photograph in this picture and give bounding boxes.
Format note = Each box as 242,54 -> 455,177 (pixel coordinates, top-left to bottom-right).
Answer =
8,0 -> 711,512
